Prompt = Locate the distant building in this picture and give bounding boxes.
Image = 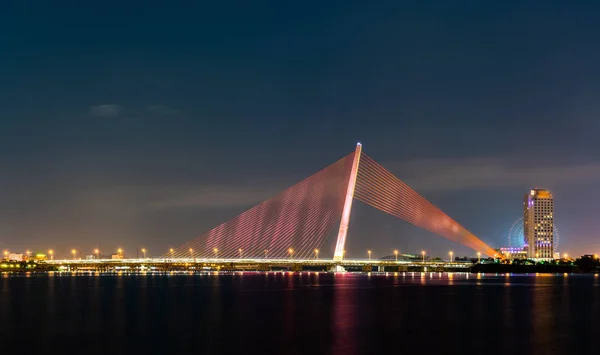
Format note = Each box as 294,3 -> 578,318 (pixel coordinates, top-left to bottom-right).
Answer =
33,253 -> 47,261
111,253 -> 124,259
524,188 -> 555,259
8,253 -> 23,261
85,254 -> 96,260
498,247 -> 527,260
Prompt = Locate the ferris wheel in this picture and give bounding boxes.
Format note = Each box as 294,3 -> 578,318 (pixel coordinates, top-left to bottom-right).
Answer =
507,216 -> 560,253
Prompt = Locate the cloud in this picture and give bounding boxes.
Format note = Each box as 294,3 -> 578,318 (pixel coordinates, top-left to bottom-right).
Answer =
380,158 -> 600,191
148,185 -> 282,209
89,104 -> 120,117
147,104 -> 180,115
70,184 -> 283,211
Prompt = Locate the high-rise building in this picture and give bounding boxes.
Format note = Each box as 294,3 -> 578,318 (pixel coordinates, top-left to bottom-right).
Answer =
524,188 -> 554,259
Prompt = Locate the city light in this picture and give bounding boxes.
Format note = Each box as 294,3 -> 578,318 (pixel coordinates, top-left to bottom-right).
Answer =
48,249 -> 53,260
142,248 -> 146,258
449,251 -> 453,262
71,249 -> 77,260
421,250 -> 426,263
264,249 -> 269,258
213,248 -> 218,258
368,250 -> 371,261
238,248 -> 243,258
288,248 -> 294,259
94,249 -> 99,259
477,252 -> 481,263
314,249 -> 319,259
170,248 -> 174,258
394,250 -> 398,262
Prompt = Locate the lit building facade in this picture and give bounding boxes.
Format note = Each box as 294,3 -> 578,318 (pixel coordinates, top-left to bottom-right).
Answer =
498,247 -> 528,260
524,188 -> 554,259
7,253 -> 23,261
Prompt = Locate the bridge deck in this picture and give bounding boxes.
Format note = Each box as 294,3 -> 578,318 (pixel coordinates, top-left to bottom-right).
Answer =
45,258 -> 473,269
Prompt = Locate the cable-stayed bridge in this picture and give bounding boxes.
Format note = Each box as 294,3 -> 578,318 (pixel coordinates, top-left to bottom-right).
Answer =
47,143 -> 496,272
167,143 -> 496,261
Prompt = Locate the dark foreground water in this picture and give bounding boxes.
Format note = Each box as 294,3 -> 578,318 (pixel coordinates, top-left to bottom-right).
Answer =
1,272 -> 599,354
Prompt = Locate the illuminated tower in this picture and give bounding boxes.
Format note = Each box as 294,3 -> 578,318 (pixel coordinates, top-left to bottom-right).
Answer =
333,142 -> 362,261
524,188 -> 554,259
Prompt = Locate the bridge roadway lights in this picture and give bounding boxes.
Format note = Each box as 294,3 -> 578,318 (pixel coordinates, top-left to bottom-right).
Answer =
44,259 -> 473,273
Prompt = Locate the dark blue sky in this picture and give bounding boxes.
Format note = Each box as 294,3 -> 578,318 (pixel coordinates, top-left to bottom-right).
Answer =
1,1 -> 600,258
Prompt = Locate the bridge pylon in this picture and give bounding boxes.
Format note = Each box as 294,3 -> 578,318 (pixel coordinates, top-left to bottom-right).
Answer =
333,142 -> 362,261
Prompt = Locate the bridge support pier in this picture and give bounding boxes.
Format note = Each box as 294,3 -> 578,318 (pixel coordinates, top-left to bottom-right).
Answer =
329,264 -> 347,273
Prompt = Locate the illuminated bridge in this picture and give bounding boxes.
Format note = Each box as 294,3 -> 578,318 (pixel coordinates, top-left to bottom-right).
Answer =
46,258 -> 474,273
48,143 -> 496,272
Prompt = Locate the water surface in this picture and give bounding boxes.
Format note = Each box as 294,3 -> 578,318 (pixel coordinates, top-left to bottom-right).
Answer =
1,272 -> 598,354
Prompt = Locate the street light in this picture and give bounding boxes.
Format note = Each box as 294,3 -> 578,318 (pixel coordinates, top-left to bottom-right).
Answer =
288,248 -> 294,259
48,249 -> 53,261
264,249 -> 269,258
563,253 -> 568,259
394,250 -> 398,262
169,248 -> 174,258
94,249 -> 99,260
142,248 -> 146,259
213,248 -> 218,258
71,249 -> 77,260
314,249 -> 319,259
238,248 -> 243,259
449,251 -> 453,262
421,250 -> 426,263
368,250 -> 371,261
477,252 -> 481,263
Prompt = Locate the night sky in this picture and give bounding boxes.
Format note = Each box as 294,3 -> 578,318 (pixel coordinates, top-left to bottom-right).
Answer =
2,1 -> 600,258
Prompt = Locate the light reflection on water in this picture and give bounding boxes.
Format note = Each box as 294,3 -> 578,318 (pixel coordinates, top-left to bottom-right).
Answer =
0,272 -> 599,353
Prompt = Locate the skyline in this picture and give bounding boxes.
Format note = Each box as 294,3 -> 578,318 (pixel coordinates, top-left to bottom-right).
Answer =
2,2 -> 600,257
0,143 -> 595,259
